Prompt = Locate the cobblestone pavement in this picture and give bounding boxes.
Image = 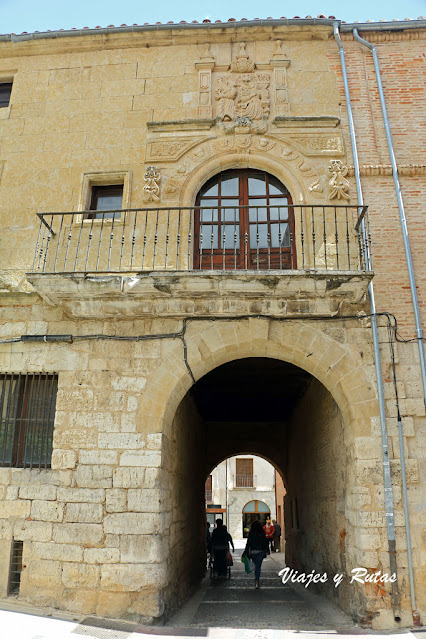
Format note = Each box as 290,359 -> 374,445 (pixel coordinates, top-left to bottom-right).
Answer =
168,545 -> 355,631
0,545 -> 423,638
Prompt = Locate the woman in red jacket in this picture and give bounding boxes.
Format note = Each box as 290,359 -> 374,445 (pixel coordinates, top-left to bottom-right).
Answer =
263,518 -> 274,554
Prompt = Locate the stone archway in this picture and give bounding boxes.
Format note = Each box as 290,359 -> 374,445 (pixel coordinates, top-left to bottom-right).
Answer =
136,318 -> 382,620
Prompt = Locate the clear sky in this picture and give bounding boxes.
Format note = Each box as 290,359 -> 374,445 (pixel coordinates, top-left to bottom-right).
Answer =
0,0 -> 425,35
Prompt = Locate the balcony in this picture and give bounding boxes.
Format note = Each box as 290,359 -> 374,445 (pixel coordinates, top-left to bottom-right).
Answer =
233,474 -> 256,488
27,205 -> 373,319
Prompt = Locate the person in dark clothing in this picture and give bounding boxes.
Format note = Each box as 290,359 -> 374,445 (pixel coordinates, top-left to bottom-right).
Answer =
272,519 -> 281,552
206,522 -> 211,548
209,518 -> 231,577
243,520 -> 269,588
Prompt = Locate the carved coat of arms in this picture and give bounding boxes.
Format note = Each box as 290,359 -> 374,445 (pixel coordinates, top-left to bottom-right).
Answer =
215,73 -> 270,122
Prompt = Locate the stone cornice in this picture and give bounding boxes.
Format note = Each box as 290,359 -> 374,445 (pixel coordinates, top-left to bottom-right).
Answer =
272,116 -> 340,128
147,119 -> 216,133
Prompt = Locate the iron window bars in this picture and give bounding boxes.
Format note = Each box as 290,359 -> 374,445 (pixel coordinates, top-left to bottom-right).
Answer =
0,373 -> 58,469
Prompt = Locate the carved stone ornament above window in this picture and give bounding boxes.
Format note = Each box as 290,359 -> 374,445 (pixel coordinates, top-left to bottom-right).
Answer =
327,160 -> 350,200
230,42 -> 255,73
221,116 -> 268,135
214,73 -> 270,122
143,166 -> 161,203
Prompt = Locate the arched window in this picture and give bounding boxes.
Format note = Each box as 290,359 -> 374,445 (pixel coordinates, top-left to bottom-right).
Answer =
194,169 -> 296,270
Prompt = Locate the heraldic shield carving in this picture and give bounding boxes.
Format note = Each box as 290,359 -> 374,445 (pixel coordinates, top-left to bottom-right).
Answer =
215,73 -> 270,122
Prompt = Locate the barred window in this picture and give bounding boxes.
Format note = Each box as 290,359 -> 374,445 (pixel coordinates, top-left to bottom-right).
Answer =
0,373 -> 58,469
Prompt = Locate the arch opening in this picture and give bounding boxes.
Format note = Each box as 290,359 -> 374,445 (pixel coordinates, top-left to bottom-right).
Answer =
162,356 -> 349,616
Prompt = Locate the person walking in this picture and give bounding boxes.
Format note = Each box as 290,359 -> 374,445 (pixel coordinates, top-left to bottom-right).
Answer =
263,518 -> 274,553
272,519 -> 281,552
243,520 -> 269,589
209,518 -> 231,577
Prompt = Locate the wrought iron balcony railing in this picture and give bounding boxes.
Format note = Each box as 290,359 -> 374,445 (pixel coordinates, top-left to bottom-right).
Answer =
30,205 -> 370,275
234,474 -> 257,488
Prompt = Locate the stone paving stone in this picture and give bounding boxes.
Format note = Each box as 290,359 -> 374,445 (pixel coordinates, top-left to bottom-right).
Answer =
192,601 -> 330,629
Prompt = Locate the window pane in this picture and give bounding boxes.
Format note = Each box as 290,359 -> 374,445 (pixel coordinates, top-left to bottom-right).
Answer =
271,223 -> 290,247
89,185 -> 123,219
250,224 -> 268,248
248,206 -> 267,222
200,225 -> 218,249
200,204 -> 218,222
268,175 -> 287,195
222,201 -> 239,221
0,82 -> 12,108
270,206 -> 288,221
220,175 -> 239,196
223,224 -> 240,249
202,182 -> 218,196
248,174 -> 266,196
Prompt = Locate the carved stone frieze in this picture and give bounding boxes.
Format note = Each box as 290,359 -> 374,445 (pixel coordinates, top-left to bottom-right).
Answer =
347,164 -> 426,177
290,135 -> 344,156
214,73 -> 270,122
161,135 -> 322,202
147,138 -> 204,162
143,166 -> 161,203
327,160 -> 350,200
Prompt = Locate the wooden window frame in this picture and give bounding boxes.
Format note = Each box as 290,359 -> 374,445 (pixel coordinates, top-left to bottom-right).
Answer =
77,171 -> 132,223
236,457 -> 254,488
194,169 -> 296,270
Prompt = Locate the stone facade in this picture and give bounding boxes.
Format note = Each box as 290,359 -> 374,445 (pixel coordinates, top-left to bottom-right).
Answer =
0,17 -> 424,630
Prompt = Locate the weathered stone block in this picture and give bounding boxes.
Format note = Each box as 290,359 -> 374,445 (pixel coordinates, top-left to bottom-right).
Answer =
5,486 -> 19,500
144,467 -> 162,488
98,433 -> 146,450
14,520 -> 53,542
104,513 -> 161,535
51,449 -> 78,470
29,541 -> 83,562
112,376 -> 147,392
112,467 -> 145,488
119,451 -> 160,467
106,489 -> 127,512
84,547 -> 120,563
31,500 -> 64,522
57,487 -> 105,503
74,464 -> 113,488
64,503 -> 103,523
100,562 -> 167,591
19,484 -> 57,500
128,488 -> 164,512
0,500 -> 31,518
53,523 -> 103,545
120,534 -> 165,563
79,450 -> 118,465
26,559 -> 62,588
62,562 -> 100,588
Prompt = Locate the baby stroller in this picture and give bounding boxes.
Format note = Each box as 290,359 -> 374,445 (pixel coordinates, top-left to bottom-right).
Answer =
209,547 -> 232,580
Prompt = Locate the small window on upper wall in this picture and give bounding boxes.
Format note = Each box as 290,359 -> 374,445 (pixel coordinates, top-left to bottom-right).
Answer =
86,184 -> 123,219
0,82 -> 12,108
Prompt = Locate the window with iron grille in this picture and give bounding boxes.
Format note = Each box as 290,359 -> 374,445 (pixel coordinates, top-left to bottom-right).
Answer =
0,373 -> 58,469
8,540 -> 23,594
